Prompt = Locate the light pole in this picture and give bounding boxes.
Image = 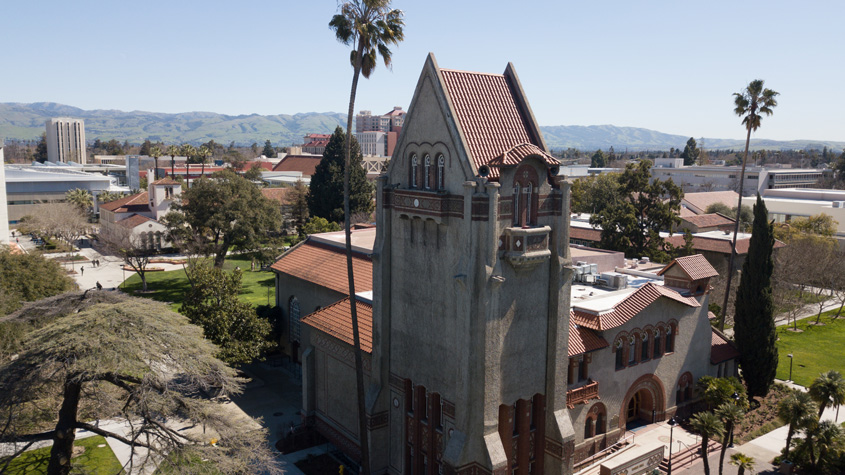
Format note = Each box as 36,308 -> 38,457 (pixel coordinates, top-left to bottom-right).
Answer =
668,417 -> 677,475
787,353 -> 794,382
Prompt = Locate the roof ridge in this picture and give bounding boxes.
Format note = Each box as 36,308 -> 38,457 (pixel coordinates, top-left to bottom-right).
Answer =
439,68 -> 504,77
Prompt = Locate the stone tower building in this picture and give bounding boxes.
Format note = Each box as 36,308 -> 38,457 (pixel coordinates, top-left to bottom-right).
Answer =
368,53 -> 575,474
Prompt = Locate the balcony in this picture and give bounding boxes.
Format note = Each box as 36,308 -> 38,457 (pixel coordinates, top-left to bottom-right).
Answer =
566,380 -> 600,408
501,225 -> 551,269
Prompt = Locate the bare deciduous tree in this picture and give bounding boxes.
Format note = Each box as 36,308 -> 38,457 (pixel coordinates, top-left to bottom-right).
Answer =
98,223 -> 155,291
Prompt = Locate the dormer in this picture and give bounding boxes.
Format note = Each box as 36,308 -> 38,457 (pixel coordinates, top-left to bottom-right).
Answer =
657,254 -> 719,296
148,177 -> 182,220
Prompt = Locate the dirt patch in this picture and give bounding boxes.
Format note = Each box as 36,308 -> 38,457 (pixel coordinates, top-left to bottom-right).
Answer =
735,383 -> 794,444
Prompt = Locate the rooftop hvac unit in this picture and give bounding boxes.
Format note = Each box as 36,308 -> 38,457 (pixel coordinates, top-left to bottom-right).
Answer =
590,263 -> 599,275
576,261 -> 589,266
833,201 -> 845,209
582,274 -> 596,284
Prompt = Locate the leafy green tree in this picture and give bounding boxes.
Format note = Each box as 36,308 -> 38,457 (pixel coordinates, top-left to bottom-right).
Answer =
0,292 -> 280,475
809,370 -> 845,419
34,133 -> 48,162
65,188 -> 93,214
181,264 -> 273,364
0,247 -> 74,315
721,79 -> 779,330
303,216 -> 342,235
139,139 -> 152,156
162,170 -> 282,268
590,149 -> 607,168
589,161 -> 682,260
729,453 -> 755,475
690,411 -> 725,475
262,139 -> 275,158
706,203 -> 752,231
697,375 -> 748,409
734,195 -> 777,399
716,402 -> 745,475
244,163 -> 264,181
680,137 -> 700,166
778,391 -> 818,460
329,2 -> 404,470
793,420 -> 845,471
570,173 -> 620,215
307,126 -> 373,222
287,180 -> 310,236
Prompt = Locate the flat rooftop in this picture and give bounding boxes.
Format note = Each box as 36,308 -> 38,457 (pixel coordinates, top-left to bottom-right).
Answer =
309,227 -> 377,255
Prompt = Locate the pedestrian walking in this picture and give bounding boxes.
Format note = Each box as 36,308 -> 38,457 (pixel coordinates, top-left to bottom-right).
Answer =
80,266 -> 84,276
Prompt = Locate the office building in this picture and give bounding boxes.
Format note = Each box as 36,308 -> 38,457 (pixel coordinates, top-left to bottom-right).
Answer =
46,118 -> 87,164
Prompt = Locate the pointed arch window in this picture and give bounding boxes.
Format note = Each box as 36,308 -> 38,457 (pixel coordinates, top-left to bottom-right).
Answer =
289,296 -> 301,342
410,154 -> 418,189
437,155 -> 445,190
424,154 -> 432,189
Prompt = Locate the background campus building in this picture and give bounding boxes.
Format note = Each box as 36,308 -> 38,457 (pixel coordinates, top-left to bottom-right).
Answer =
46,117 -> 87,164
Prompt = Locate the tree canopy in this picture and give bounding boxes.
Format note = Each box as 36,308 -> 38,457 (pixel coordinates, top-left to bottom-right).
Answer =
262,140 -> 275,158
733,195 -> 777,399
590,149 -> 607,168
0,292 -> 280,475
680,137 -> 700,166
307,126 -> 373,223
181,263 -> 273,364
162,169 -> 282,268
0,247 -> 75,316
589,161 -> 683,261
570,173 -> 620,215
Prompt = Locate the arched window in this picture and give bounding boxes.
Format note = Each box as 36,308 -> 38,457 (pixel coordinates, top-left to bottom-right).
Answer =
437,155 -> 445,190
615,339 -> 625,370
410,154 -> 418,188
596,411 -> 605,435
289,297 -> 301,342
584,418 -> 593,439
667,325 -> 675,353
512,184 -> 521,226
653,328 -> 663,357
628,335 -> 636,364
513,164 -> 539,228
585,403 -> 607,439
524,183 -> 534,226
641,332 -> 650,361
424,154 -> 431,189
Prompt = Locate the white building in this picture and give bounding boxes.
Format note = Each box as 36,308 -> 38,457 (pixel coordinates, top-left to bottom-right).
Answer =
650,163 -> 827,195
0,146 -> 9,244
357,130 -> 387,156
741,188 -> 845,239
46,118 -> 87,164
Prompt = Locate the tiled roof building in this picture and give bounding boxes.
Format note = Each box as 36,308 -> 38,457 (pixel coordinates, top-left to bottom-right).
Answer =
272,54 -> 734,474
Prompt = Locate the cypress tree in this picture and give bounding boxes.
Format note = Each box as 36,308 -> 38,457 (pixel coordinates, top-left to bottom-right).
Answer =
733,194 -> 777,398
307,126 -> 373,223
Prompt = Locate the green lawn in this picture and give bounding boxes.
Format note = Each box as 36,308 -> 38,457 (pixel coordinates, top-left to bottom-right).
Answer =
0,435 -> 124,474
122,256 -> 276,310
776,308 -> 845,387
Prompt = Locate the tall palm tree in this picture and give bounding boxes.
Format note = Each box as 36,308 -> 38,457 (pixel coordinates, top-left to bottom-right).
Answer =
65,188 -> 93,214
715,402 -> 745,475
690,411 -> 725,475
729,452 -> 755,475
198,145 -> 212,179
329,2 -> 404,472
167,145 -> 180,178
810,370 -> 845,419
778,391 -> 818,460
795,420 -> 845,470
720,79 -> 779,331
181,144 -> 197,188
149,144 -> 162,182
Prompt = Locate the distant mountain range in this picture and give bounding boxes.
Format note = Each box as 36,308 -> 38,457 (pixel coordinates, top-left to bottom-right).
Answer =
2,102 -> 843,152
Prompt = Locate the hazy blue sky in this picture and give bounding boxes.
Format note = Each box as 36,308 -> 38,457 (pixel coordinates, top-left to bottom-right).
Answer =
3,1 -> 843,142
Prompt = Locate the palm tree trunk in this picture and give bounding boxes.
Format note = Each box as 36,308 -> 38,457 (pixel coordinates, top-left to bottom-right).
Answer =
719,423 -> 731,475
702,436 -> 711,475
153,157 -> 159,181
344,40 -> 370,475
171,157 -> 175,178
719,125 -> 753,331
784,425 -> 794,459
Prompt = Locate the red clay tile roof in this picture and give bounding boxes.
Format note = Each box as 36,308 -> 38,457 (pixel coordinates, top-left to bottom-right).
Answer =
571,283 -> 700,331
260,188 -> 290,204
100,192 -> 150,213
151,177 -> 181,186
681,213 -> 735,228
301,297 -> 373,353
568,321 -> 609,357
270,240 -> 372,294
439,68 -> 556,178
711,329 -> 740,364
489,143 -> 558,169
679,206 -> 697,218
570,226 -> 602,242
658,254 -> 719,280
272,155 -> 322,176
246,161 -> 276,171
117,213 -> 154,229
663,235 -> 786,255
682,191 -> 740,215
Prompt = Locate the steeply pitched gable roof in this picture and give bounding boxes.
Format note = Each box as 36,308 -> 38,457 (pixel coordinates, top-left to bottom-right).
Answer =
117,213 -> 154,229
571,283 -> 700,331
658,254 -> 719,281
568,321 -> 609,357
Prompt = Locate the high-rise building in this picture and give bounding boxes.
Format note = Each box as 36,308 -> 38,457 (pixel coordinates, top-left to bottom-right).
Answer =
46,118 -> 87,164
355,107 -> 405,157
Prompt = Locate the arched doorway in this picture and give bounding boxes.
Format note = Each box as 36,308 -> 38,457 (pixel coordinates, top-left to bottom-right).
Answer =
619,375 -> 666,431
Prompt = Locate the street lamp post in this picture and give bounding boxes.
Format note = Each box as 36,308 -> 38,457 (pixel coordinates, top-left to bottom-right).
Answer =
787,353 -> 794,382
668,417 -> 677,475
